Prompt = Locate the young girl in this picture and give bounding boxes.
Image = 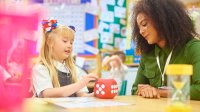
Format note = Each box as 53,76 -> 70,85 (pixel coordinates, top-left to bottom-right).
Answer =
32,19 -> 97,98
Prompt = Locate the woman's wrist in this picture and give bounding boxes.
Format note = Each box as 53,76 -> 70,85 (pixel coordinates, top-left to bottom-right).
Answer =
158,89 -> 168,97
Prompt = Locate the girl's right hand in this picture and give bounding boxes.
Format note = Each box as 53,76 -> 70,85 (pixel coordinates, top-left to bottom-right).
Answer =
80,73 -> 98,86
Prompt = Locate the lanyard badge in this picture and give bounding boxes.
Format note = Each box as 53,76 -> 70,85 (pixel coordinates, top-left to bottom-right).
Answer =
156,49 -> 173,87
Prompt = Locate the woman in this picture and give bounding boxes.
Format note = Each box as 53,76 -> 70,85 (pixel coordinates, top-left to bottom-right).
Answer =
131,0 -> 200,100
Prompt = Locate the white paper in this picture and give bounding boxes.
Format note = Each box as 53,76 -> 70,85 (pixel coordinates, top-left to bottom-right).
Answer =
84,29 -> 99,42
99,1 -> 108,12
75,57 -> 85,68
45,97 -> 95,103
91,0 -> 98,7
115,38 -> 127,50
100,32 -> 113,44
101,0 -> 115,6
102,44 -> 114,50
114,6 -> 126,18
98,21 -> 109,33
100,11 -> 114,22
117,0 -> 125,7
106,0 -> 115,5
55,101 -> 130,108
84,43 -> 99,55
110,24 -> 120,34
85,3 -> 99,15
45,97 -> 131,108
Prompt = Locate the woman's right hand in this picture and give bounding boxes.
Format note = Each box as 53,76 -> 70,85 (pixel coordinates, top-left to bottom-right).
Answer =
137,84 -> 160,98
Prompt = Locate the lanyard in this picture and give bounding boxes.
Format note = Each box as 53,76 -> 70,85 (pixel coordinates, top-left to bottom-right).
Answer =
156,49 -> 173,87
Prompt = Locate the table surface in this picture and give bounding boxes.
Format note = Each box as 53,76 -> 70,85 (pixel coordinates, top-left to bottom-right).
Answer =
24,95 -> 200,112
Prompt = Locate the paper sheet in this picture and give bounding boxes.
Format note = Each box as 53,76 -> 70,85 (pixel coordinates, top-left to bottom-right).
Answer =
102,44 -> 114,50
99,1 -> 108,12
45,97 -> 95,103
117,0 -> 125,7
100,11 -> 114,23
106,0 -> 115,5
110,24 -> 120,34
100,32 -> 114,44
85,3 -> 99,15
84,29 -> 99,42
115,38 -> 126,50
44,97 -> 131,108
83,43 -> 99,55
114,6 -> 126,18
98,22 -> 109,33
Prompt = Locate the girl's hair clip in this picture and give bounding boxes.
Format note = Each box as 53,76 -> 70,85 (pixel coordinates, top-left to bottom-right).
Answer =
68,25 -> 76,32
42,19 -> 57,33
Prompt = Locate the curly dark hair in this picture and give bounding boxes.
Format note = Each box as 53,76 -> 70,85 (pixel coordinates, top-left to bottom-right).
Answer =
132,0 -> 199,54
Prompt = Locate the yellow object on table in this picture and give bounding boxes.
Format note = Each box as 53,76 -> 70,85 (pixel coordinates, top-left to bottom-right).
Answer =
166,102 -> 192,112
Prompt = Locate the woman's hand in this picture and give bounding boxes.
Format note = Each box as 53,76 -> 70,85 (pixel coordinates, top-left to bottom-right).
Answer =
137,84 -> 160,98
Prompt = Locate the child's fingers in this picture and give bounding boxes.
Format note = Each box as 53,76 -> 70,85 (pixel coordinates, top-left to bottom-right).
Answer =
87,73 -> 99,78
87,77 -> 97,81
87,75 -> 98,80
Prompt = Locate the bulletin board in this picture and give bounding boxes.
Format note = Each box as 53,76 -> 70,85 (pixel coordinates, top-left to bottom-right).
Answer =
98,0 -> 127,51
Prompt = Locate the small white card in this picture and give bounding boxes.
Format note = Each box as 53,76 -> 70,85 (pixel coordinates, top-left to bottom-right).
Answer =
84,43 -> 99,55
114,6 -> 126,18
117,0 -> 125,7
100,32 -> 113,44
84,29 -> 98,42
100,11 -> 114,22
110,24 -> 120,34
102,44 -> 114,50
98,21 -> 109,33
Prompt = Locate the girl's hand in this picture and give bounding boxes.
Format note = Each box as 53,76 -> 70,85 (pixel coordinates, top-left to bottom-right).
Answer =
80,73 -> 98,86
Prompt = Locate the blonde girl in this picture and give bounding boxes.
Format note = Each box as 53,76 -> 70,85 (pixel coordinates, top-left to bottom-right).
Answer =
32,19 -> 97,98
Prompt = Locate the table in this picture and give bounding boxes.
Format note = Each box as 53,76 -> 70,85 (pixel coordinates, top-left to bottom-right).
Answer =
24,96 -> 200,112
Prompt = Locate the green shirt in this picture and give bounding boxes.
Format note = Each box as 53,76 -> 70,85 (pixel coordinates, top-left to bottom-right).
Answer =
131,39 -> 200,100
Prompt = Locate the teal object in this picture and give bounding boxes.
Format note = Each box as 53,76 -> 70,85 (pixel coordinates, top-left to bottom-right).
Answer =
119,80 -> 127,96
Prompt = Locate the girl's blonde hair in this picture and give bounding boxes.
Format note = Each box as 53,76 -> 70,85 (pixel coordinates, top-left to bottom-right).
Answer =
37,25 -> 77,87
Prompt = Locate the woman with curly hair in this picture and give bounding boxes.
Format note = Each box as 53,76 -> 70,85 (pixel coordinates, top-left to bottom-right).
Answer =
131,0 -> 200,100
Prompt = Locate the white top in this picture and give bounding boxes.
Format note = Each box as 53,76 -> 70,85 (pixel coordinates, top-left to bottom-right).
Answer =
32,61 -> 88,97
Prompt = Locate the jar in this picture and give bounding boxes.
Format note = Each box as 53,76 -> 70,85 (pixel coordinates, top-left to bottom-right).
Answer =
166,64 -> 193,112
